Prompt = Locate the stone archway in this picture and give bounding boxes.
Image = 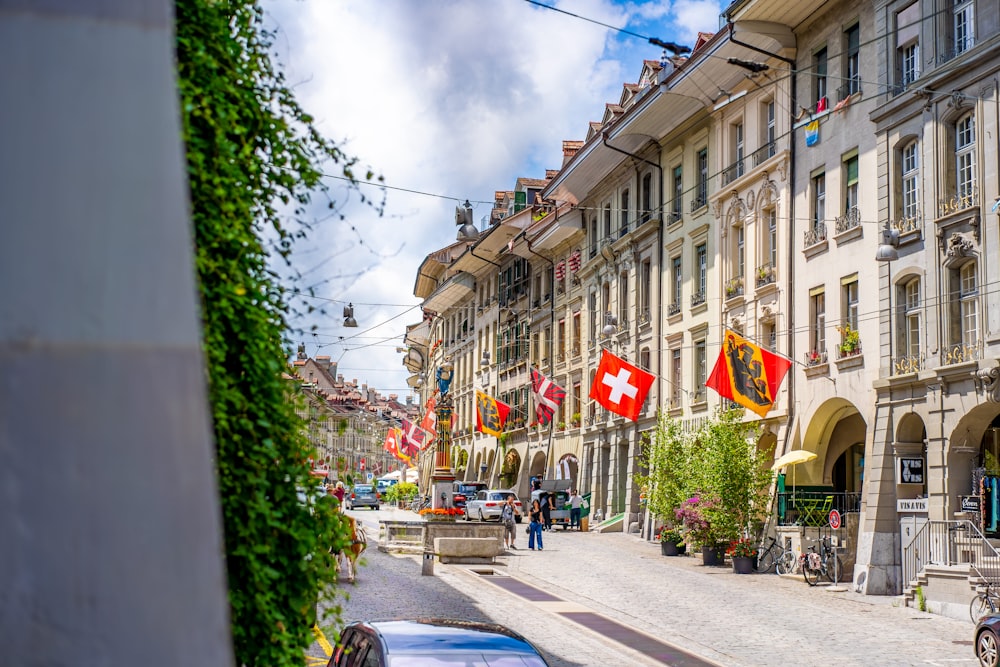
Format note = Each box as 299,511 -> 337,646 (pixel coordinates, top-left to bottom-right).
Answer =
556,454 -> 579,485
499,449 -> 522,491
948,404 -> 1000,515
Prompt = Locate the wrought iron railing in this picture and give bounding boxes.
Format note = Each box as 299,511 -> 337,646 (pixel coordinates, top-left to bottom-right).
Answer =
690,291 -> 706,307
894,213 -> 921,235
804,223 -> 827,247
668,302 -> 681,316
805,350 -> 828,366
942,341 -> 982,365
835,206 -> 860,234
938,188 -> 978,218
722,159 -> 745,186
690,195 -> 707,212
751,141 -> 777,167
775,491 -> 861,527
756,263 -> 775,288
724,276 -> 744,299
893,353 -> 924,375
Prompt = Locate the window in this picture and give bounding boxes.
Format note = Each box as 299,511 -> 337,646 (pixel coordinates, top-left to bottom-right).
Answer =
572,312 -> 581,355
670,348 -> 682,407
558,318 -> 566,359
762,101 -> 776,162
766,208 -> 778,268
843,154 -> 859,214
588,291 -> 598,342
896,3 -> 920,91
695,149 -> 708,209
844,24 -> 860,97
960,262 -> 978,346
842,277 -> 858,331
813,172 -> 826,227
641,172 -> 653,224
956,114 -> 976,199
814,47 -> 828,111
694,339 -> 707,399
589,217 -> 597,258
603,203 -> 612,239
954,1 -> 974,55
903,277 -> 921,360
901,141 -> 919,221
730,122 -> 745,181
620,189 -> 630,237
498,257 -> 530,306
640,259 -> 651,317
671,255 -> 682,309
736,224 -> 745,279
672,165 -> 683,218
696,244 -> 707,298
618,272 -> 629,326
810,289 -> 826,356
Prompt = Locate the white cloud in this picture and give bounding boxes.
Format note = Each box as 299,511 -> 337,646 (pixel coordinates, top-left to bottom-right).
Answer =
267,0 -> 720,397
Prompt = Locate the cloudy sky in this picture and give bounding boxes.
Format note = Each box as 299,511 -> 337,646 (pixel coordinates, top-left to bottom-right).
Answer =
268,0 -> 724,398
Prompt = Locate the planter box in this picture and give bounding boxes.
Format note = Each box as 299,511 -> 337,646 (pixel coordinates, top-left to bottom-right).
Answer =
702,544 -> 726,566
661,541 -> 686,556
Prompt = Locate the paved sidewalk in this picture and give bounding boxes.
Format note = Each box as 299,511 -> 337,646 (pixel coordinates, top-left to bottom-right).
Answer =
312,510 -> 978,666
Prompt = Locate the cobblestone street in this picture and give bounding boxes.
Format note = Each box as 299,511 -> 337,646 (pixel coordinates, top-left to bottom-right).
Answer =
310,509 -> 978,666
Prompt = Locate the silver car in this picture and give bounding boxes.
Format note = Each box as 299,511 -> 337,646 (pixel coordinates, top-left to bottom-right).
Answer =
346,484 -> 380,510
464,489 -> 522,522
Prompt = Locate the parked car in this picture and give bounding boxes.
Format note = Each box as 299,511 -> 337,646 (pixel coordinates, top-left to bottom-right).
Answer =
346,484 -> 380,510
327,618 -> 549,667
464,489 -> 522,523
976,612 -> 1000,666
452,481 -> 488,509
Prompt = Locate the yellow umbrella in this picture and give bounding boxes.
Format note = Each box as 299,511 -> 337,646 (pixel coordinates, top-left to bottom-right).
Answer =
771,449 -> 817,471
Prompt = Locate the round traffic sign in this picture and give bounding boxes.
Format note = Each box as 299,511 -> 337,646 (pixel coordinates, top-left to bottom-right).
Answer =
829,509 -> 842,529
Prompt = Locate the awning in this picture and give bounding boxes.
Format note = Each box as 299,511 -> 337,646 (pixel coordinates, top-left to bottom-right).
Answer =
422,271 -> 475,313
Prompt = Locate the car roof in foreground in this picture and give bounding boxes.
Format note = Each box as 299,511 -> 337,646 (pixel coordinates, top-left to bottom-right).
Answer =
364,618 -> 542,655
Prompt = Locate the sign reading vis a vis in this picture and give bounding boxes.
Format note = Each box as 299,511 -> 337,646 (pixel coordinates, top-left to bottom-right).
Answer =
898,457 -> 925,484
896,498 -> 929,512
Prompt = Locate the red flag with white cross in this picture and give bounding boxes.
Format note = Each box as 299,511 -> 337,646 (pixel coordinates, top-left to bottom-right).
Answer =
589,349 -> 655,422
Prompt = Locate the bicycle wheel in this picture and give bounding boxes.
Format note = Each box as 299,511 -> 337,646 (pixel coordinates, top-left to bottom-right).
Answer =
775,551 -> 796,575
757,546 -> 777,574
824,556 -> 846,583
972,594 -> 993,623
803,561 -> 821,586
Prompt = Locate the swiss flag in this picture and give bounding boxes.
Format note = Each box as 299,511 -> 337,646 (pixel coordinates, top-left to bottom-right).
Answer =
589,349 -> 655,422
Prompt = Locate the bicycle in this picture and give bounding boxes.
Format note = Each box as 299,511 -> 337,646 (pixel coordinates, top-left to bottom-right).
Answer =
801,536 -> 845,586
970,582 -> 1000,622
757,535 -> 797,575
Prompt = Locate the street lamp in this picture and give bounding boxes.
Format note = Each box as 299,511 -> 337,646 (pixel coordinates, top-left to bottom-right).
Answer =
876,220 -> 899,369
343,303 -> 358,328
601,312 -> 619,338
456,200 -> 479,243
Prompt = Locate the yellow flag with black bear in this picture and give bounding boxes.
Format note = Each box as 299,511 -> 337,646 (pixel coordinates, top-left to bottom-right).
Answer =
706,329 -> 792,417
475,390 -> 510,437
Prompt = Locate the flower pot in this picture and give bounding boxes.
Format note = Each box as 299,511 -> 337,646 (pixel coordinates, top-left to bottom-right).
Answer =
701,544 -> 725,566
732,555 -> 754,574
661,540 -> 685,556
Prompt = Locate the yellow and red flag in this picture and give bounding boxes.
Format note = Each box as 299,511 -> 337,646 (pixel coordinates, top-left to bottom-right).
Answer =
475,390 -> 510,438
383,427 -> 402,458
706,329 -> 791,417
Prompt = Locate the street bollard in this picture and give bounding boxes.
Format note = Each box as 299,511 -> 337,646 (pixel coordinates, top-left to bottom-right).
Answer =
421,550 -> 435,576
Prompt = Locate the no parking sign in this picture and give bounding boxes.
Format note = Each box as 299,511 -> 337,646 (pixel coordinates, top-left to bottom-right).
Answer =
829,509 -> 842,529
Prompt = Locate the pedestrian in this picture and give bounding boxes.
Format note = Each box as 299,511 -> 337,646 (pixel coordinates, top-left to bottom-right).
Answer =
333,481 -> 346,511
569,489 -> 583,530
528,499 -> 544,551
540,491 -> 554,530
500,495 -> 519,550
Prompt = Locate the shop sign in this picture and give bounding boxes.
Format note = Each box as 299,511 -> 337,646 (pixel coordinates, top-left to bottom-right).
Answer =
897,498 -> 928,512
961,495 -> 981,513
898,457 -> 924,484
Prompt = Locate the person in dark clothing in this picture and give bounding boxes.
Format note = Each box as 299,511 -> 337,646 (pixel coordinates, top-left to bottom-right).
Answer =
528,499 -> 544,550
540,491 -> 553,530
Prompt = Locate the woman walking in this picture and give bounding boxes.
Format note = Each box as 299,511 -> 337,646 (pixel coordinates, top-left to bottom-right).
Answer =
528,499 -> 544,551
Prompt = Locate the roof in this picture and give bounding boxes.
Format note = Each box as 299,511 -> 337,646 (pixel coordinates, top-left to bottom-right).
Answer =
365,619 -> 540,655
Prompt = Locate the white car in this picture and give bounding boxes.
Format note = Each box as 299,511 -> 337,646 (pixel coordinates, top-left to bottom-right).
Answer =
464,489 -> 523,523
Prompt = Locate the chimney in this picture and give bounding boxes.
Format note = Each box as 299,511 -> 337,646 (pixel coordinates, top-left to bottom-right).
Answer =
315,355 -> 332,370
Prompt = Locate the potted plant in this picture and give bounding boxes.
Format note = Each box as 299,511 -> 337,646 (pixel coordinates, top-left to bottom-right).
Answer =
658,527 -> 686,556
837,324 -> 860,356
557,421 -> 566,431
675,494 -> 725,565
571,413 -> 581,428
727,537 -> 758,574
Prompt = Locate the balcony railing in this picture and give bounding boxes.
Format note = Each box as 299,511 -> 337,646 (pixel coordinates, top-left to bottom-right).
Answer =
755,263 -> 775,288
835,339 -> 862,360
937,39 -> 975,65
691,291 -> 706,307
638,309 -> 651,326
665,210 -> 682,226
751,142 -> 777,167
804,223 -> 827,247
893,353 -> 924,375
721,159 -> 746,186
667,302 -> 681,316
836,81 -> 861,102
942,341 -> 982,366
724,276 -> 744,299
894,213 -> 921,235
805,350 -> 828,366
690,195 -> 707,212
937,189 -> 978,218
834,206 -> 860,234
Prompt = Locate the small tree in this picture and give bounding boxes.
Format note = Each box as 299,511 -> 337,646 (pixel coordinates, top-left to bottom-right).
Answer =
637,412 -> 689,528
695,408 -> 773,542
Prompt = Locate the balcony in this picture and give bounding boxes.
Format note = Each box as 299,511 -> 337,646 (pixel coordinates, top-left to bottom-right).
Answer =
893,213 -> 922,236
892,353 -> 924,375
805,350 -> 828,367
667,302 -> 681,317
690,291 -> 706,307
836,81 -> 861,102
665,210 -> 682,226
750,142 -> 777,168
941,341 -> 982,366
721,159 -> 746,186
724,276 -> 744,299
690,195 -> 707,212
638,309 -> 651,327
937,189 -> 978,219
937,39 -> 975,65
755,263 -> 775,288
804,222 -> 827,247
834,206 -> 860,235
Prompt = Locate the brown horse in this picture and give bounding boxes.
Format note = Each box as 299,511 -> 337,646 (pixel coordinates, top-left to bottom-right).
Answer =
334,515 -> 367,583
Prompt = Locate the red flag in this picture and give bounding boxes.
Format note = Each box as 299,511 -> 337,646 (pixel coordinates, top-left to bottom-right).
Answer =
420,397 -> 438,444
400,418 -> 427,459
589,349 -> 655,422
383,427 -> 401,458
706,329 -> 791,417
475,390 -> 510,437
531,367 -> 566,426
